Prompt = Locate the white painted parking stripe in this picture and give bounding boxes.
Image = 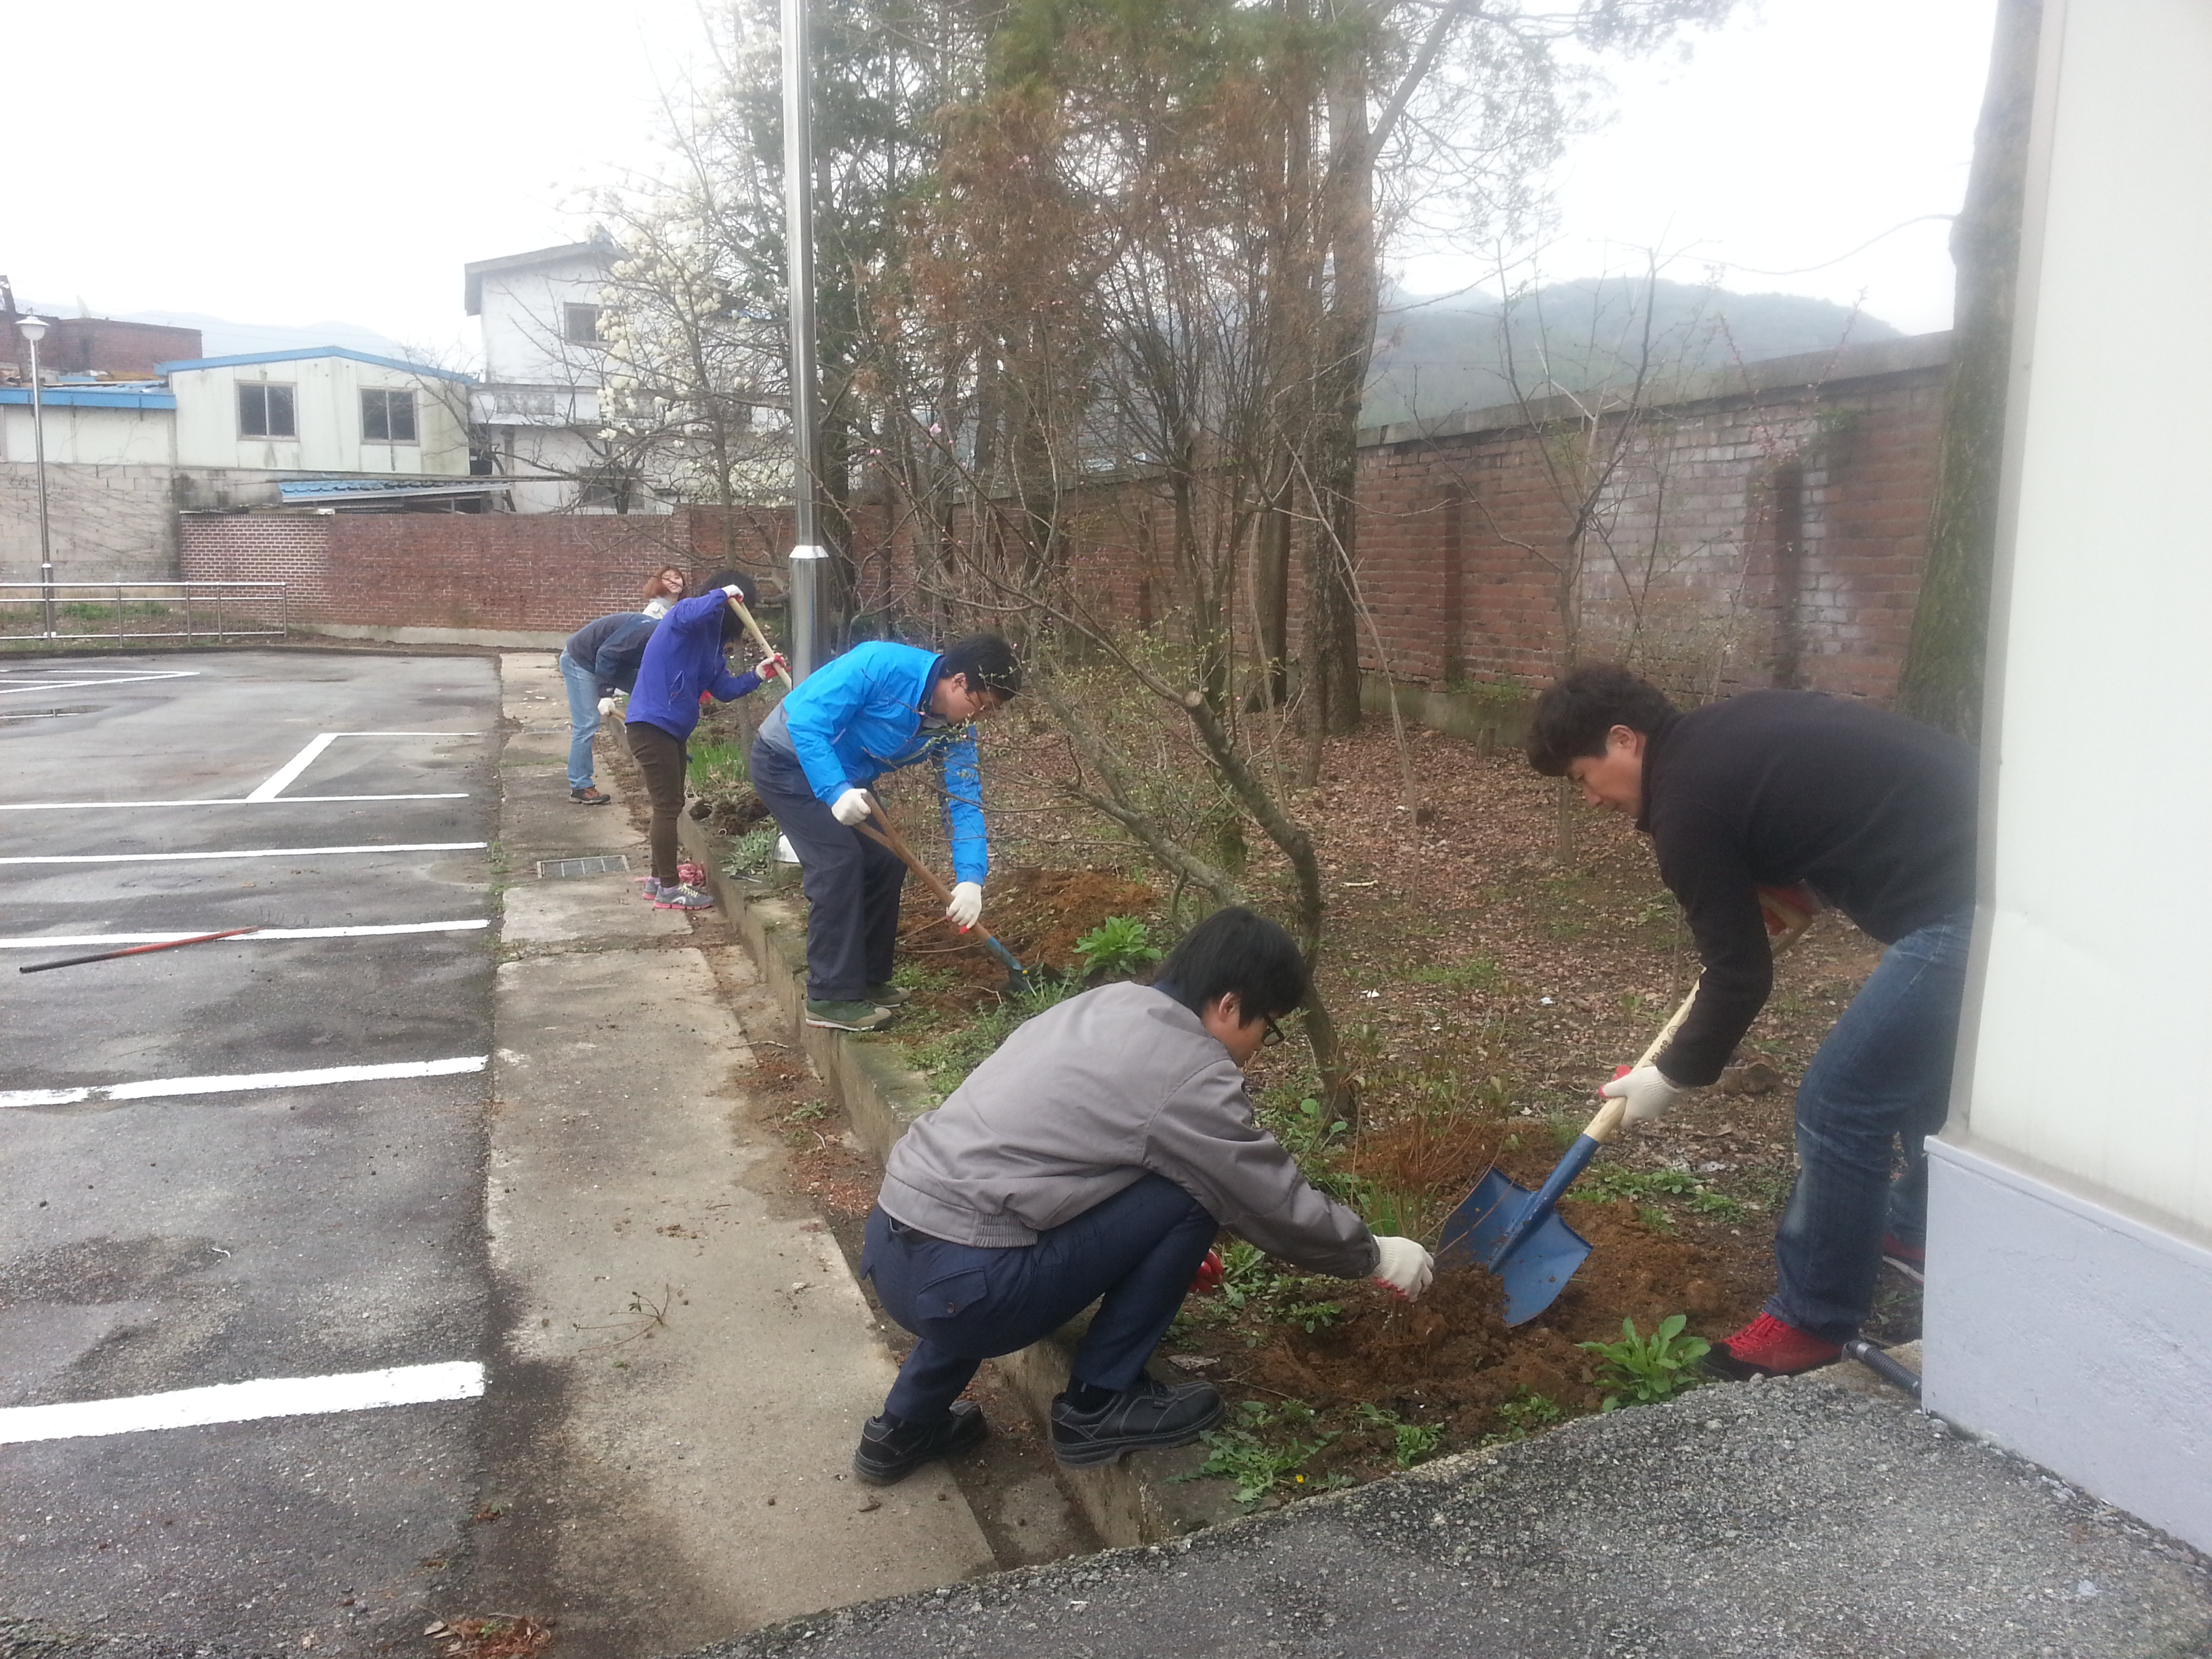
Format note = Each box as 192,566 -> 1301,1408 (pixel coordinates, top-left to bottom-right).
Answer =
0,670 -> 200,697
0,841 -> 487,866
0,1055 -> 489,1109
0,1361 -> 485,1445
247,731 -> 474,802
0,921 -> 490,949
0,794 -> 470,811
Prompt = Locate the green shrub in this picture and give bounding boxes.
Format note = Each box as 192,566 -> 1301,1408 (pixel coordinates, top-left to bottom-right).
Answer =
1074,916 -> 1162,978
1577,1314 -> 1710,1412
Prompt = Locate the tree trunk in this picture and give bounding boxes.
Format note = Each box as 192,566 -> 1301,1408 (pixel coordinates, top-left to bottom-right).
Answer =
1896,0 -> 2042,742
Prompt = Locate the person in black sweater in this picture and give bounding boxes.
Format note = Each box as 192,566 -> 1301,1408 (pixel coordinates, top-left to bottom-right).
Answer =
1527,665 -> 1978,1376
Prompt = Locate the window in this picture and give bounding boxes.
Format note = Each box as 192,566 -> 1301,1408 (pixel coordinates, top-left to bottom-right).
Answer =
361,387 -> 419,444
238,382 -> 296,439
563,303 -> 602,345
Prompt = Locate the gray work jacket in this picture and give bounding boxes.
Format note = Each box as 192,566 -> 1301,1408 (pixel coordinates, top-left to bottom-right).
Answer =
878,981 -> 1380,1279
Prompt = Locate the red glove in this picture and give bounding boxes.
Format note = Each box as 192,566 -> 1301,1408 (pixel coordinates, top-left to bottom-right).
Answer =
756,651 -> 788,681
1756,884 -> 1819,936
1189,1249 -> 1225,1295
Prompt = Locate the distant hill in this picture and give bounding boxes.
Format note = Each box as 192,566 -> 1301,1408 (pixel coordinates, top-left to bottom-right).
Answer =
1363,276 -> 1904,428
116,309 -> 413,362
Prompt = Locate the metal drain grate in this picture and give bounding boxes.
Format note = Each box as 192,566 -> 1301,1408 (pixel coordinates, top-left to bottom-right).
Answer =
0,705 -> 104,722
535,855 -> 632,879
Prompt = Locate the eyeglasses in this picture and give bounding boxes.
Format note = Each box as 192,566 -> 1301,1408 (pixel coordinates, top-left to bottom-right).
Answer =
1261,1017 -> 1286,1048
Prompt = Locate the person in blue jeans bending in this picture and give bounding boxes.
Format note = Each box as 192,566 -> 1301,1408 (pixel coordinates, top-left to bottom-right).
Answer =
622,571 -> 785,911
1526,665 -> 1978,1378
556,608 -> 661,804
748,634 -> 1019,1032
853,907 -> 1437,1485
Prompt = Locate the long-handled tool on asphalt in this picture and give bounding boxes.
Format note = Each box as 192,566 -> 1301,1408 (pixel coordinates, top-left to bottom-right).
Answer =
18,926 -> 261,975
1439,886 -> 1819,1325
853,790 -> 1034,995
722,593 -> 794,691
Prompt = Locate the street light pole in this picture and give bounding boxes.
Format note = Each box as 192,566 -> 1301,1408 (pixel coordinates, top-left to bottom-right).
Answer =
780,0 -> 830,680
15,314 -> 54,638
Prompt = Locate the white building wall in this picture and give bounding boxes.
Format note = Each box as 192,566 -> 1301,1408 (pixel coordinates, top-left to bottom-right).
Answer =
477,258 -> 609,388
1923,0 -> 2212,1556
1,402 -> 175,466
170,357 -> 471,476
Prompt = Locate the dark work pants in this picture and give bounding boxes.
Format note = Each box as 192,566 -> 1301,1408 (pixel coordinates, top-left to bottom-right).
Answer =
749,737 -> 904,1002
624,720 -> 687,884
861,1174 -> 1218,1423
1770,910 -> 1972,1341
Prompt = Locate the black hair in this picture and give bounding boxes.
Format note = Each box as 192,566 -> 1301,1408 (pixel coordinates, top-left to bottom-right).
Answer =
936,634 -> 1022,701
705,569 -> 756,646
1154,907 -> 1309,1025
1525,664 -> 1678,776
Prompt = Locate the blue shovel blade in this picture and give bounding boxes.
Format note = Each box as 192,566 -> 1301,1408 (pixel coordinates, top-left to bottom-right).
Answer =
1438,1166 -> 1593,1326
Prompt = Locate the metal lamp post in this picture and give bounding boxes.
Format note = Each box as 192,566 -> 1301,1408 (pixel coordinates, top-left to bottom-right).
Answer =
14,313 -> 55,638
781,0 -> 830,679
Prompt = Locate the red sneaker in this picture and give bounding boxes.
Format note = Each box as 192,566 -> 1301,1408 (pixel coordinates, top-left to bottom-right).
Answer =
1881,1233 -> 1925,1268
1706,1313 -> 1843,1380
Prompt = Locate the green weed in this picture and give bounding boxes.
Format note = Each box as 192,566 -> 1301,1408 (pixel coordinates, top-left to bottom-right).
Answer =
1485,1388 -> 1565,1444
1687,1189 -> 1750,1223
1262,1095 -> 1347,1168
687,736 -> 749,798
1073,916 -> 1163,978
1410,956 -> 1502,992
1357,1404 -> 1446,1469
1577,1314 -> 1711,1412
721,827 -> 777,878
1178,1399 -> 1343,1507
1280,1300 -> 1343,1334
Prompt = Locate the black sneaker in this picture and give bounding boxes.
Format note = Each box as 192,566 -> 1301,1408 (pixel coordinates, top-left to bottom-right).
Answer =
852,1401 -> 987,1486
1050,1374 -> 1224,1468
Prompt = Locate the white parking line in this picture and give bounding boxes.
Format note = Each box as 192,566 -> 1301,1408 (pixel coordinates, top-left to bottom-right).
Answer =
1,1055 -> 489,1109
0,1361 -> 486,1445
0,795 -> 470,811
0,670 -> 201,697
0,841 -> 487,866
247,731 -> 475,802
0,920 -> 490,949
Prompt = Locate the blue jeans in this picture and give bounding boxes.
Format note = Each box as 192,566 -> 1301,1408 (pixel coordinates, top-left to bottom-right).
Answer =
862,1174 -> 1218,1422
557,652 -> 602,791
1770,909 -> 1972,1341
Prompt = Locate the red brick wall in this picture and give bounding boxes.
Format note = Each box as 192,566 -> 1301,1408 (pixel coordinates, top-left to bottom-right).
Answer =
848,335 -> 1949,703
180,507 -> 793,636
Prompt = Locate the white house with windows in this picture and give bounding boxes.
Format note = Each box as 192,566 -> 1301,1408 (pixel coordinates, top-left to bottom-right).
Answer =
465,237 -> 665,514
161,348 -> 473,476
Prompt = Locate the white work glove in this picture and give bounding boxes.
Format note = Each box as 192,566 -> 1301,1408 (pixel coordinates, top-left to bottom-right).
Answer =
755,651 -> 788,681
830,787 -> 874,826
1372,1235 -> 1435,1300
597,695 -> 617,716
722,583 -> 745,598
945,880 -> 983,931
1601,1064 -> 1687,1124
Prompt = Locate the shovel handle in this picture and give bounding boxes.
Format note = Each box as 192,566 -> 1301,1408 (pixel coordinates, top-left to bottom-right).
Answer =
855,794 -> 1030,985
723,594 -> 794,690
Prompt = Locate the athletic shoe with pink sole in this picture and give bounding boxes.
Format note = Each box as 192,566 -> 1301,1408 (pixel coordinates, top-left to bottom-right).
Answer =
651,882 -> 714,911
1705,1312 -> 1843,1380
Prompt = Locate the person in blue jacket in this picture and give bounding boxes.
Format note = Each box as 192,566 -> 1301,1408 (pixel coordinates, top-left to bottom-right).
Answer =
624,571 -> 786,911
557,609 -> 660,804
749,634 -> 1021,1030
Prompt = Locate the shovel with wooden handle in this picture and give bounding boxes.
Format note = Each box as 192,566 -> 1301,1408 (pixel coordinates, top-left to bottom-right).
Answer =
853,790 -> 1035,995
1438,886 -> 1819,1325
722,592 -> 794,691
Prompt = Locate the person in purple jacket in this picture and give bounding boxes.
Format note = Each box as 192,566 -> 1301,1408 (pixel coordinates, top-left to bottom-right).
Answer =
623,569 -> 785,910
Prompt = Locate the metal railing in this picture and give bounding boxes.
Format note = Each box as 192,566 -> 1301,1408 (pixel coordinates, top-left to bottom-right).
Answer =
0,581 -> 287,647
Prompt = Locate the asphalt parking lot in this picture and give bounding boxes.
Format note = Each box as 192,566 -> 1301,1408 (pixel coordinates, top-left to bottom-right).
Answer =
0,652 -> 497,1654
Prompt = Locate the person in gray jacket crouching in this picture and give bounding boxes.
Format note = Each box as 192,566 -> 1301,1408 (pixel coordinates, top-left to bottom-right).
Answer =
853,906 -> 1437,1485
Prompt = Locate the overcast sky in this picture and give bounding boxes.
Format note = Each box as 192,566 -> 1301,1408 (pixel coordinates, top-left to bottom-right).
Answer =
10,0 -> 1995,364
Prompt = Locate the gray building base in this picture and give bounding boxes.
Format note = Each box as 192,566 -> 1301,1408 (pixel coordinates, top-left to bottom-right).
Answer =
1923,1133 -> 2212,1555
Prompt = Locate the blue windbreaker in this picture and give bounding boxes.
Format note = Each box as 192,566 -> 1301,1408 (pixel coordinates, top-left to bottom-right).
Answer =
624,590 -> 762,742
780,640 -> 989,884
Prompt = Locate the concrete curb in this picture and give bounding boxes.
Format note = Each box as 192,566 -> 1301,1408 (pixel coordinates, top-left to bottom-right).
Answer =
676,811 -> 1242,1548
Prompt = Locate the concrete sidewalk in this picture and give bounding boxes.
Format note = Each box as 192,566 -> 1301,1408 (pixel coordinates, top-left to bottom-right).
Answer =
695,1370 -> 2212,1659
461,655 -> 992,1654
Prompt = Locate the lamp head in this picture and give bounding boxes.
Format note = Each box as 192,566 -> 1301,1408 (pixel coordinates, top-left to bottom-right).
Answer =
15,314 -> 49,344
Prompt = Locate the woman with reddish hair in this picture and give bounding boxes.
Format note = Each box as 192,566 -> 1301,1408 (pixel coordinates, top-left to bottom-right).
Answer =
640,566 -> 687,618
